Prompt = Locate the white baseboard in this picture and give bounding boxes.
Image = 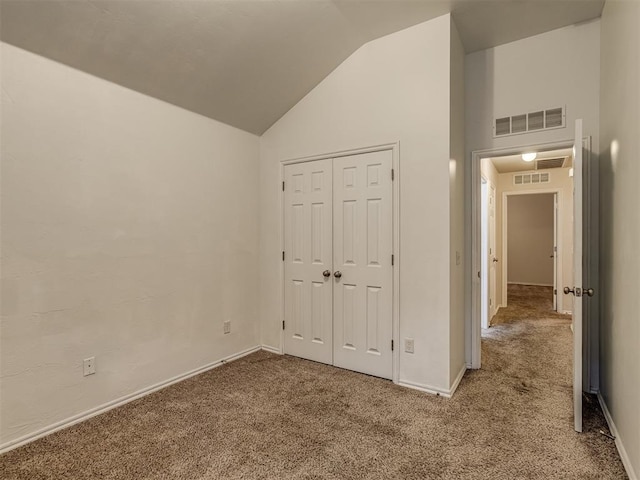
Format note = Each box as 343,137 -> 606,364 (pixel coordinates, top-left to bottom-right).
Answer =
449,364 -> 467,396
598,393 -> 638,480
261,345 -> 282,355
507,282 -> 553,287
398,371 -> 466,399
0,345 -> 262,455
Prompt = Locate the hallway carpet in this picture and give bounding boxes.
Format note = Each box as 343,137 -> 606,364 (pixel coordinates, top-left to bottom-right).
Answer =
1,286 -> 627,479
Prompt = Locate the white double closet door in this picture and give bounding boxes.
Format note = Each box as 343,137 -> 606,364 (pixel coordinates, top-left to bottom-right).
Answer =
283,150 -> 394,379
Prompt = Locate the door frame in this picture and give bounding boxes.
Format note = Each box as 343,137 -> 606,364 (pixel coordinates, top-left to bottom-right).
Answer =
501,189 -> 563,313
279,142 -> 401,384
470,138 -> 576,369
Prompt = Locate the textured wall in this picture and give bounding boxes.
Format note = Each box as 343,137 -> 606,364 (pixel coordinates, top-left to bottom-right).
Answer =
0,43 -> 261,448
599,1 -> 640,477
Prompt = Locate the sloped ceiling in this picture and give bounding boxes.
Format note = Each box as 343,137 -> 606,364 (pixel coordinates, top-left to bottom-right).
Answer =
0,0 -> 604,135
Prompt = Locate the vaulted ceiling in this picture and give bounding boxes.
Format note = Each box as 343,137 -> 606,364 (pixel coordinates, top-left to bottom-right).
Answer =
0,0 -> 604,135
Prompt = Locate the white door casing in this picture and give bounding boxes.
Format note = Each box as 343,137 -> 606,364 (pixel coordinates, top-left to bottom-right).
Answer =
283,159 -> 333,365
332,151 -> 394,379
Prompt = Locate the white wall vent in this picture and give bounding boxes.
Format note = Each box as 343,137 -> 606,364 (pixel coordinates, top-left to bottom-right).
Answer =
494,106 -> 566,138
513,172 -> 551,185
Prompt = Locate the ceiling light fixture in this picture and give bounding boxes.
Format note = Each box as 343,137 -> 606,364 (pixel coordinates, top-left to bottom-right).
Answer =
522,152 -> 537,162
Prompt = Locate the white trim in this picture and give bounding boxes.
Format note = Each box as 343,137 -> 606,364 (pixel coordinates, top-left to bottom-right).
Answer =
399,365 -> 466,398
398,379 -> 452,398
597,393 -> 638,480
280,143 -> 400,384
0,345 -> 262,455
449,364 -> 467,397
507,281 -> 554,287
261,344 -> 283,355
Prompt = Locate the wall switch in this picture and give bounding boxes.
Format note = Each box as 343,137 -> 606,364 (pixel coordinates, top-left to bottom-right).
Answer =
404,338 -> 415,354
83,357 -> 96,376
223,320 -> 231,334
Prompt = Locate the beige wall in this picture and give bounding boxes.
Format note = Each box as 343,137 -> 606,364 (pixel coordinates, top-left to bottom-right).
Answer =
260,15 -> 462,394
495,167 -> 574,312
0,43 -> 261,448
507,193 -> 555,286
449,18 -> 466,386
599,1 -> 640,477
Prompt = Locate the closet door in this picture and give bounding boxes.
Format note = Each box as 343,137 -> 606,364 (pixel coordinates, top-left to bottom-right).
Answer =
332,151 -> 393,379
283,160 -> 334,364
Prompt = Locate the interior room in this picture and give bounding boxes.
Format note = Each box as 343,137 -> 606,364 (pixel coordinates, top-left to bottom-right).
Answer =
1,1 -> 638,479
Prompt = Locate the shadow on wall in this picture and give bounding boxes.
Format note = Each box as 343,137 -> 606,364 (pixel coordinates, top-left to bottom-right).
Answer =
598,142 -> 613,391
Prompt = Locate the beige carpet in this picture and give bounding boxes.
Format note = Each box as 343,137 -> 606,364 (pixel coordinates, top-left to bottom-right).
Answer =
1,285 -> 627,479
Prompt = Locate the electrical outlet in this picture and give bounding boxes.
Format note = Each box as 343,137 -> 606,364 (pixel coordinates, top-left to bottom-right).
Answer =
404,338 -> 415,354
83,357 -> 96,376
223,320 -> 231,334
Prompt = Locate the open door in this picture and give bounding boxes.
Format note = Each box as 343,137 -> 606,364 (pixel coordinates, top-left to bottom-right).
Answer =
565,119 -> 589,433
552,193 -> 558,311
488,183 -> 498,318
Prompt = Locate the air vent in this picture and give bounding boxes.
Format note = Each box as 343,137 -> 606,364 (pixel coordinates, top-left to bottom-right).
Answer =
494,106 -> 566,137
527,111 -> 544,130
511,114 -> 526,133
535,157 -> 566,170
513,172 -> 551,185
545,108 -> 563,128
495,117 -> 511,136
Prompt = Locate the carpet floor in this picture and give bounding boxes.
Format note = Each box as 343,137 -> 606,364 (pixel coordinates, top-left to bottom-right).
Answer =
0,285 -> 627,479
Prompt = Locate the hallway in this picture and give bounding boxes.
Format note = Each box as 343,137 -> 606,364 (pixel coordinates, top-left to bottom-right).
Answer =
475,284 -> 626,477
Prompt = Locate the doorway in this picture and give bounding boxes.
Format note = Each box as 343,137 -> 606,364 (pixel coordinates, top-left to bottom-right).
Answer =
470,126 -> 590,433
504,192 -> 558,312
281,146 -> 399,381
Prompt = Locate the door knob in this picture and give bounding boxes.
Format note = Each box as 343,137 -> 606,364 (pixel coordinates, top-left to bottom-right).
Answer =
492,258 -> 499,263
585,288 -> 595,297
563,287 -> 575,295
322,270 -> 331,278
334,271 -> 342,279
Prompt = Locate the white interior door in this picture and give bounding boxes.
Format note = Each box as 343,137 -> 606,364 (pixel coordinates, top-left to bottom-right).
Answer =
480,179 -> 489,329
553,193 -> 559,311
570,119 -> 584,433
488,183 -> 497,319
283,159 -> 333,365
332,151 -> 393,379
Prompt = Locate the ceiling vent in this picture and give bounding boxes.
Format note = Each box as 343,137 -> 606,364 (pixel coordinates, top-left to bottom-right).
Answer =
494,106 -> 566,138
535,157 -> 566,170
513,172 -> 551,185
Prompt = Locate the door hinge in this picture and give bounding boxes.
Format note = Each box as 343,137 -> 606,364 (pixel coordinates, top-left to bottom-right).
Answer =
477,271 -> 481,278
391,339 -> 394,351
391,169 -> 395,181
282,251 -> 285,261
391,254 -> 395,266
282,181 -> 285,191
282,320 -> 285,330
554,289 -> 557,295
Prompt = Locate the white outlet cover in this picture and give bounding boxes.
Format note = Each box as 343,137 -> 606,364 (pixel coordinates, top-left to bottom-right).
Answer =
405,339 -> 414,354
83,357 -> 96,376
